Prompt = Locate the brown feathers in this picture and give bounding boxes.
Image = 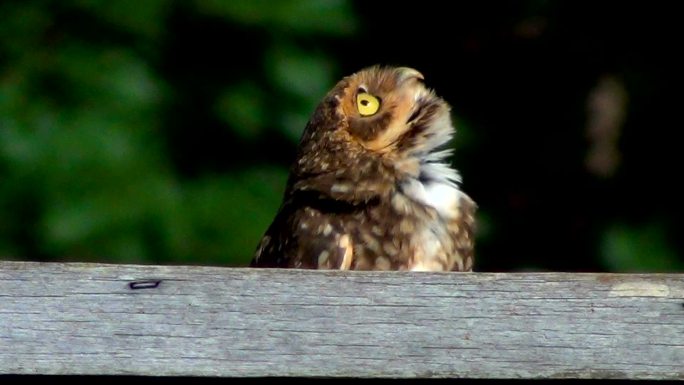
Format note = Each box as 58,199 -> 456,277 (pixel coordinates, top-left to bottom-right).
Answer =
251,66 -> 476,271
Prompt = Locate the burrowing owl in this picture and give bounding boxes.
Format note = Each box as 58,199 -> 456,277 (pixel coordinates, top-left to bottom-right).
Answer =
251,66 -> 476,271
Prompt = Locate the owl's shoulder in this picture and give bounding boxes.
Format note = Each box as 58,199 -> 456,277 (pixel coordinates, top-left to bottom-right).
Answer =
250,192 -> 355,268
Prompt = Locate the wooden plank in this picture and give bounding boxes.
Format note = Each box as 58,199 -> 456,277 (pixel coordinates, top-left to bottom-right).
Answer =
0,261 -> 683,379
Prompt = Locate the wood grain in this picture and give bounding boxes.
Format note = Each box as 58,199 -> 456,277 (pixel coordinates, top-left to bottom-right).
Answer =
1,261 -> 683,379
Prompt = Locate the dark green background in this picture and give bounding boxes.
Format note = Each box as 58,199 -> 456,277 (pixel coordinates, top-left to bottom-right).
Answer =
1,0 -> 682,272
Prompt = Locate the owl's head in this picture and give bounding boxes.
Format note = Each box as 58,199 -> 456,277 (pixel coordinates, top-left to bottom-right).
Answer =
292,66 -> 459,201
333,66 -> 452,157
319,66 -> 453,155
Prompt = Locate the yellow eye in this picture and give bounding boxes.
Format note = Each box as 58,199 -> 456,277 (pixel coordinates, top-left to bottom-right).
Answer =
356,92 -> 381,116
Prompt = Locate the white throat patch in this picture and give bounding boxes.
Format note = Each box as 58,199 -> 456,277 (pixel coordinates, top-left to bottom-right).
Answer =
401,162 -> 463,218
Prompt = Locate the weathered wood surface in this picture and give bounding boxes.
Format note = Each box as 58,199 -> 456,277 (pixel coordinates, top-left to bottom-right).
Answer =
0,261 -> 683,379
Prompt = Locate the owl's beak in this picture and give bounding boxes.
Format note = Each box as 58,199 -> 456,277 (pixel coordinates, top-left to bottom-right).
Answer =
396,67 -> 424,84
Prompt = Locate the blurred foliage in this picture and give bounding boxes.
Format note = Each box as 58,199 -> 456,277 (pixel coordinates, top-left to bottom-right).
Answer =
601,221 -> 683,272
0,0 -> 354,265
1,0 -> 682,271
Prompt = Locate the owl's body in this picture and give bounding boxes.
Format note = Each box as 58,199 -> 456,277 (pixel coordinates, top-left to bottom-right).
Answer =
251,66 -> 476,271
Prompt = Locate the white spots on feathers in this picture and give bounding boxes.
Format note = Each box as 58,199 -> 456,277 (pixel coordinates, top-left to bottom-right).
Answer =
318,250 -> 330,267
338,234 -> 353,270
331,184 -> 351,194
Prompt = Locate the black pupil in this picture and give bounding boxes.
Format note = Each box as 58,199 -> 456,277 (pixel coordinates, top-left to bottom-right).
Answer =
360,100 -> 369,106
